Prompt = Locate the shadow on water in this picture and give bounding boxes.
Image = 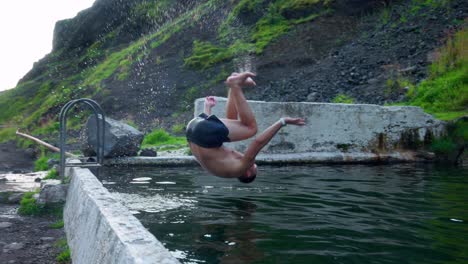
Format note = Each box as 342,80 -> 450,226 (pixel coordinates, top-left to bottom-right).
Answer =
97,164 -> 468,264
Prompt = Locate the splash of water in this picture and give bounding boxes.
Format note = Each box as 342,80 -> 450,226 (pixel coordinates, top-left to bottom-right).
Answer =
233,54 -> 256,73
111,192 -> 197,213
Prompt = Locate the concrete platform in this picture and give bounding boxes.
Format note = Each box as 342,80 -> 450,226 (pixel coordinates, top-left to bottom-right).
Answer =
64,162 -> 180,264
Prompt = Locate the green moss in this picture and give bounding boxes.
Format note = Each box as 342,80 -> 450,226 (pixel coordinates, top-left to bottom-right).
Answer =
171,124 -> 185,134
34,155 -> 49,171
18,191 -> 42,216
184,41 -> 233,69
332,94 -> 355,104
386,77 -> 415,96
252,12 -> 291,53
57,248 -> 71,263
83,40 -> 143,87
50,219 -> 64,229
55,238 -> 71,263
44,168 -> 59,180
336,143 -> 351,152
18,191 -> 63,217
279,0 -> 322,13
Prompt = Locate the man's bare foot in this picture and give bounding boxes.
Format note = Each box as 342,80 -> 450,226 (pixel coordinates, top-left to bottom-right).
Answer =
226,72 -> 256,88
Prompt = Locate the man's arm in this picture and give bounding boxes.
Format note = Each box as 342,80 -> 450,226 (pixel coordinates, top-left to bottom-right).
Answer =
204,96 -> 216,115
240,117 -> 305,168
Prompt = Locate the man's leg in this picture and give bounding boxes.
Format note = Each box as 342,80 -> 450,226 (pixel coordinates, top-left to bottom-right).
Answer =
225,88 -> 238,120
221,85 -> 257,142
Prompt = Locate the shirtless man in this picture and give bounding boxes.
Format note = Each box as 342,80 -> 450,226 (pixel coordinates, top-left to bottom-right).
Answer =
186,72 -> 305,183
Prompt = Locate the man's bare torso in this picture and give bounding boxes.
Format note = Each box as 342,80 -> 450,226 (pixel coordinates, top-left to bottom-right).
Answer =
188,142 -> 244,178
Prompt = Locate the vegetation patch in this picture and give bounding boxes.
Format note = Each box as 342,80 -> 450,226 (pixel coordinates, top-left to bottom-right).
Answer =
44,168 -> 59,180
0,127 -> 17,143
55,238 -> 71,263
431,118 -> 467,163
18,190 -> 64,217
184,41 -> 233,69
406,27 -> 467,120
171,123 -> 186,134
332,94 -> 355,104
50,219 -> 65,229
189,0 -> 331,70
142,129 -> 187,148
18,191 -> 42,216
34,154 -> 50,171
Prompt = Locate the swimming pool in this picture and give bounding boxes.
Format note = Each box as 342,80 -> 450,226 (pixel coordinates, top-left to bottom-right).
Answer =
97,164 -> 467,264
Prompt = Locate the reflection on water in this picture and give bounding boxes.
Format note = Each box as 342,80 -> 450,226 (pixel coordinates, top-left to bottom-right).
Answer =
98,164 -> 468,264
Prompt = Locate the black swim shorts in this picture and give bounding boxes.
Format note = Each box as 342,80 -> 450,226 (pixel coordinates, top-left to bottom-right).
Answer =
186,113 -> 230,148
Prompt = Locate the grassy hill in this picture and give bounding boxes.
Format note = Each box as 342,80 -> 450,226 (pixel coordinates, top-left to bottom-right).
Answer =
0,0 -> 466,146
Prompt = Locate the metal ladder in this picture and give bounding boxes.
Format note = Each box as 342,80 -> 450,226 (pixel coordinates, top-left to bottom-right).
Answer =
59,99 -> 105,179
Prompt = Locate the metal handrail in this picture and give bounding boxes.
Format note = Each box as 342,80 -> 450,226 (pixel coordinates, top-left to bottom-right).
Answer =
59,99 -> 105,180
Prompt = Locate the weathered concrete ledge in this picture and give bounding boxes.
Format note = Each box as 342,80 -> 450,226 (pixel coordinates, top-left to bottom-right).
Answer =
64,162 -> 180,264
105,150 -> 434,167
106,156 -> 198,166
194,98 -> 446,161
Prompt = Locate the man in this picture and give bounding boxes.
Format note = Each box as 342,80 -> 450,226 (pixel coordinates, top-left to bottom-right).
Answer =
186,72 -> 305,183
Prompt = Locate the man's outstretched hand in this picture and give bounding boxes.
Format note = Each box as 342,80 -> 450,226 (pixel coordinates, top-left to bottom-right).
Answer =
226,72 -> 256,87
205,96 -> 216,108
284,117 -> 306,126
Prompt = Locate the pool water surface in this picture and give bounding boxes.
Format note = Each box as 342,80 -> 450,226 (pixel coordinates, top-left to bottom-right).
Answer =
97,164 -> 468,264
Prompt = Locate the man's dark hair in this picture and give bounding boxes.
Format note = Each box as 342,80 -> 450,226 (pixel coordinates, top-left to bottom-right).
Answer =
238,174 -> 257,184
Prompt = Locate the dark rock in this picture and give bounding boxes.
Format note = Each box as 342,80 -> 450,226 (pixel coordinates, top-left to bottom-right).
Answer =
7,193 -> 23,204
140,148 -> 157,157
47,159 -> 58,168
34,178 -> 42,183
81,116 -> 144,158
24,148 -> 37,159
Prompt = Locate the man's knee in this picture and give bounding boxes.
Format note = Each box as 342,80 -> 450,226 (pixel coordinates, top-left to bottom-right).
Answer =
247,125 -> 257,137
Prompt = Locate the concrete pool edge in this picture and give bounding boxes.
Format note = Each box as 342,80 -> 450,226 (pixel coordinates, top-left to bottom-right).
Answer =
105,151 -> 434,166
63,164 -> 180,264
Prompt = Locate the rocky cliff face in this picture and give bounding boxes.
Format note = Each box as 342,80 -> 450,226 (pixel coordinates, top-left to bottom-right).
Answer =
1,0 -> 466,133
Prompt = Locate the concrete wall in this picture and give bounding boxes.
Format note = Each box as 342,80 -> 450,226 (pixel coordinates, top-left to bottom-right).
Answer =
64,164 -> 180,264
194,98 -> 445,159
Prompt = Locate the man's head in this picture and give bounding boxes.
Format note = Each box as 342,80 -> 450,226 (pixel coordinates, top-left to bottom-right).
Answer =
238,164 -> 257,183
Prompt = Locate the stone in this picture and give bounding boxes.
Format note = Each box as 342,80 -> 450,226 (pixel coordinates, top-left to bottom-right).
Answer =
5,242 -> 24,250
0,222 -> 13,228
47,158 -> 59,168
306,92 -> 319,102
24,148 -> 37,158
81,116 -> 144,158
140,148 -> 157,157
7,193 -> 23,204
37,181 -> 68,205
40,237 -> 55,242
40,179 -> 61,188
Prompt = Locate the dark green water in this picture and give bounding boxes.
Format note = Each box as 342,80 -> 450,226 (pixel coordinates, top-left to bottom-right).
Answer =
98,164 -> 468,264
